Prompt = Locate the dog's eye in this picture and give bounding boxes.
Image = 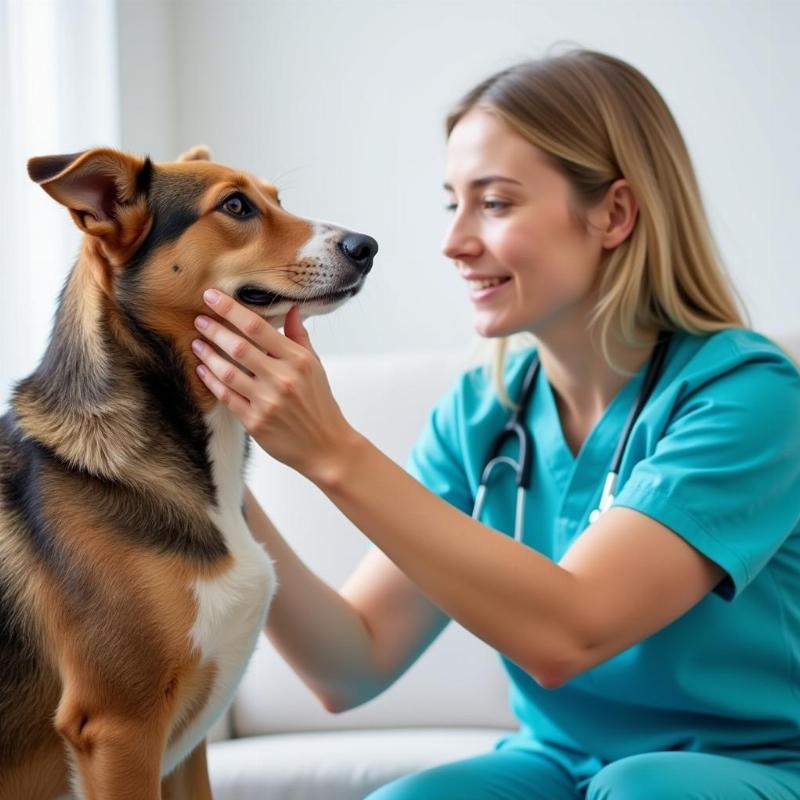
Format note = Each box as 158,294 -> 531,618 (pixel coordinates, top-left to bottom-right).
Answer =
221,192 -> 255,218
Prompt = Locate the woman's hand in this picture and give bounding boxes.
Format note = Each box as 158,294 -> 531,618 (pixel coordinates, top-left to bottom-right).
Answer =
191,288 -> 359,483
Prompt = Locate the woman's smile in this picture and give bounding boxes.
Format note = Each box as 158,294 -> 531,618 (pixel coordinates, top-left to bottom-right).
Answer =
468,275 -> 512,303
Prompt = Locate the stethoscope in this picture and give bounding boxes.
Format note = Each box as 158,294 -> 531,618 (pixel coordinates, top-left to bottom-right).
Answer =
471,330 -> 674,542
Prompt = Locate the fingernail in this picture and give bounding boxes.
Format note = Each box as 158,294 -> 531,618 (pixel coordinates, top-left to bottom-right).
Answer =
204,289 -> 220,305
191,339 -> 204,354
194,316 -> 209,330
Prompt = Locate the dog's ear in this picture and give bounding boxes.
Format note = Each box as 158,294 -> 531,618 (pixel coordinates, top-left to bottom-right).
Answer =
27,148 -> 152,258
177,144 -> 211,162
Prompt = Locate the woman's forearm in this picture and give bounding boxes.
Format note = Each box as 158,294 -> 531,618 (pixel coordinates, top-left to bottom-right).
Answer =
311,433 -> 583,688
243,486 -> 393,710
190,292 -> 583,686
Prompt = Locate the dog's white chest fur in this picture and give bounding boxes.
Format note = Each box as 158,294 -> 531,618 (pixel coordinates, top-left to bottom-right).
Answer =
162,405 -> 277,776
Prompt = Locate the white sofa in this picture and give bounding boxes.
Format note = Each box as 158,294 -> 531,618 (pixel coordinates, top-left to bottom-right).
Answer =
207,347 -> 518,800
206,332 -> 800,800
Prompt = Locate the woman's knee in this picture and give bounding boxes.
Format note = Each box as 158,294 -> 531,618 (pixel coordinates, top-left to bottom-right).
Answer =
365,749 -> 580,800
586,753 -> 683,800
586,751 -> 800,800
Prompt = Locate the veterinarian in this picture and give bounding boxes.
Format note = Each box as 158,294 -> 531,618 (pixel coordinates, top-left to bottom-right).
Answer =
190,48 -> 800,799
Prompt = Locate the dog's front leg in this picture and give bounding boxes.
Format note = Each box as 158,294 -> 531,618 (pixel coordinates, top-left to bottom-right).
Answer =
55,686 -> 167,800
161,741 -> 213,800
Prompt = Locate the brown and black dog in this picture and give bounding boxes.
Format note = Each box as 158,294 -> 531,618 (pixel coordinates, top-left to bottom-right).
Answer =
0,145 -> 377,799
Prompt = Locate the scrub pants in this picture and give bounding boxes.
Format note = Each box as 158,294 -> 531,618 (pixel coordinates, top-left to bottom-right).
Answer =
364,748 -> 800,800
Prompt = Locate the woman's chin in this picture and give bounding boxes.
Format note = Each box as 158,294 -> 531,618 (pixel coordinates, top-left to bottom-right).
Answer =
472,313 -> 512,339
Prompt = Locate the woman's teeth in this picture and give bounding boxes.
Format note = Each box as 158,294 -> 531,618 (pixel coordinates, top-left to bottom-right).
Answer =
469,277 -> 509,290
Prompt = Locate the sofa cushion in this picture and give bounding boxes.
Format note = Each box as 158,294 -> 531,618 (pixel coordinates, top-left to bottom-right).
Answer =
208,727 -> 513,800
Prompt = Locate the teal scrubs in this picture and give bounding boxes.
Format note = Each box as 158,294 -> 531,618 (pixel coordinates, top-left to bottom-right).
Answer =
369,327 -> 800,799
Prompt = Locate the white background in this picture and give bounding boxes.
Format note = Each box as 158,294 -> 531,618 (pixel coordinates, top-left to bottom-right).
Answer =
1,0 -> 798,404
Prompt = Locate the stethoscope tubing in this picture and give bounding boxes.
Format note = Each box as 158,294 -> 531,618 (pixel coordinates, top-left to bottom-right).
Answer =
472,330 -> 673,540
471,354 -> 540,540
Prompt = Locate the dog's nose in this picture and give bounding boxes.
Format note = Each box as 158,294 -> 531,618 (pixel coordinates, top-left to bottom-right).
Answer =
339,233 -> 379,275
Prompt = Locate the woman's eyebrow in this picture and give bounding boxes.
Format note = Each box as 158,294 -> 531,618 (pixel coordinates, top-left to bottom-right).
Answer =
442,176 -> 523,191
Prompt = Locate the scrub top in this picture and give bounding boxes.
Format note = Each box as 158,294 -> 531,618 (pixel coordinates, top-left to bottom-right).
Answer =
405,327 -> 800,777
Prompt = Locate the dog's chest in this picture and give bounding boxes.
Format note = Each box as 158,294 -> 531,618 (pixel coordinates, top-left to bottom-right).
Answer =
163,405 -> 277,775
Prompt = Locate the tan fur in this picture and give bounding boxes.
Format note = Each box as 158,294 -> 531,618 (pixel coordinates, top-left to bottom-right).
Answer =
161,743 -> 213,800
0,741 -> 70,800
166,663 -> 218,748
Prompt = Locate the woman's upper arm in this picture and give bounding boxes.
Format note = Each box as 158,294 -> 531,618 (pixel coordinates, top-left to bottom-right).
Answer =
340,547 -> 451,684
559,505 -> 726,679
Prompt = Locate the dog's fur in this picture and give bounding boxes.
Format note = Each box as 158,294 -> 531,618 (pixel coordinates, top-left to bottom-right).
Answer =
0,145 -> 375,799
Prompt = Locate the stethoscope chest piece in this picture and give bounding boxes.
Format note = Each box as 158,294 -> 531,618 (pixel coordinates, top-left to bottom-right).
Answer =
587,470 -> 618,524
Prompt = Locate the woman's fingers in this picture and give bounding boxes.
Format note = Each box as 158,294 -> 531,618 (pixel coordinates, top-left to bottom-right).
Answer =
195,359 -> 251,417
191,290 -> 335,465
193,314 -> 267,377
192,333 -> 255,391
283,305 -> 319,358
190,291 -> 349,476
201,288 -> 296,359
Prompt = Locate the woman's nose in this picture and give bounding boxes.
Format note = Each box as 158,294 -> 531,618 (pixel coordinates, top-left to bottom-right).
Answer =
441,218 -> 482,261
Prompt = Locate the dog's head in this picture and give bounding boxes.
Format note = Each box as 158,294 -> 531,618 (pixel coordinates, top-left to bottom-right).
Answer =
27,146 -> 377,331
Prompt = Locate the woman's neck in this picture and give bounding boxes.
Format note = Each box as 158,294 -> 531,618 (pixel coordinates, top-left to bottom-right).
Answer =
536,326 -> 659,435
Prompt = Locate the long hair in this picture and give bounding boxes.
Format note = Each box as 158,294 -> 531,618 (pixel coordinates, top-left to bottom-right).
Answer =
446,47 -> 750,407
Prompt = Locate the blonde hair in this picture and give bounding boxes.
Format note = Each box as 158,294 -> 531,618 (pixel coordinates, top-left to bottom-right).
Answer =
446,46 -> 750,408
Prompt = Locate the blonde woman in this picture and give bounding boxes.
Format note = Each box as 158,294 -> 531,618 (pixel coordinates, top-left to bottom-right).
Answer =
191,49 -> 800,799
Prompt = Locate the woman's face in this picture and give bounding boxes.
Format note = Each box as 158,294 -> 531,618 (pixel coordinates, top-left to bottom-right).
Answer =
442,107 -> 610,339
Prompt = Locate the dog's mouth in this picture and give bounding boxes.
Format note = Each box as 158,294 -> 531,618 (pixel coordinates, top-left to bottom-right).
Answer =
235,282 -> 361,309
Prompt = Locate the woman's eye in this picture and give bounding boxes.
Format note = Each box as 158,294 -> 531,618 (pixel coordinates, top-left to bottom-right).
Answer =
221,193 -> 255,218
443,199 -> 509,213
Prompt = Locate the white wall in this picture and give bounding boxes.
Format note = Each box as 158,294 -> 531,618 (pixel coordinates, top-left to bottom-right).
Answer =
0,0 -> 120,406
115,0 -> 799,357
3,0 -> 795,403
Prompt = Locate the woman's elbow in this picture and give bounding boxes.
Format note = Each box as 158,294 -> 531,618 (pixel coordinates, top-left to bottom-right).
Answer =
530,660 -> 573,691
317,684 -> 382,714
522,639 -> 587,690
319,693 -> 350,714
